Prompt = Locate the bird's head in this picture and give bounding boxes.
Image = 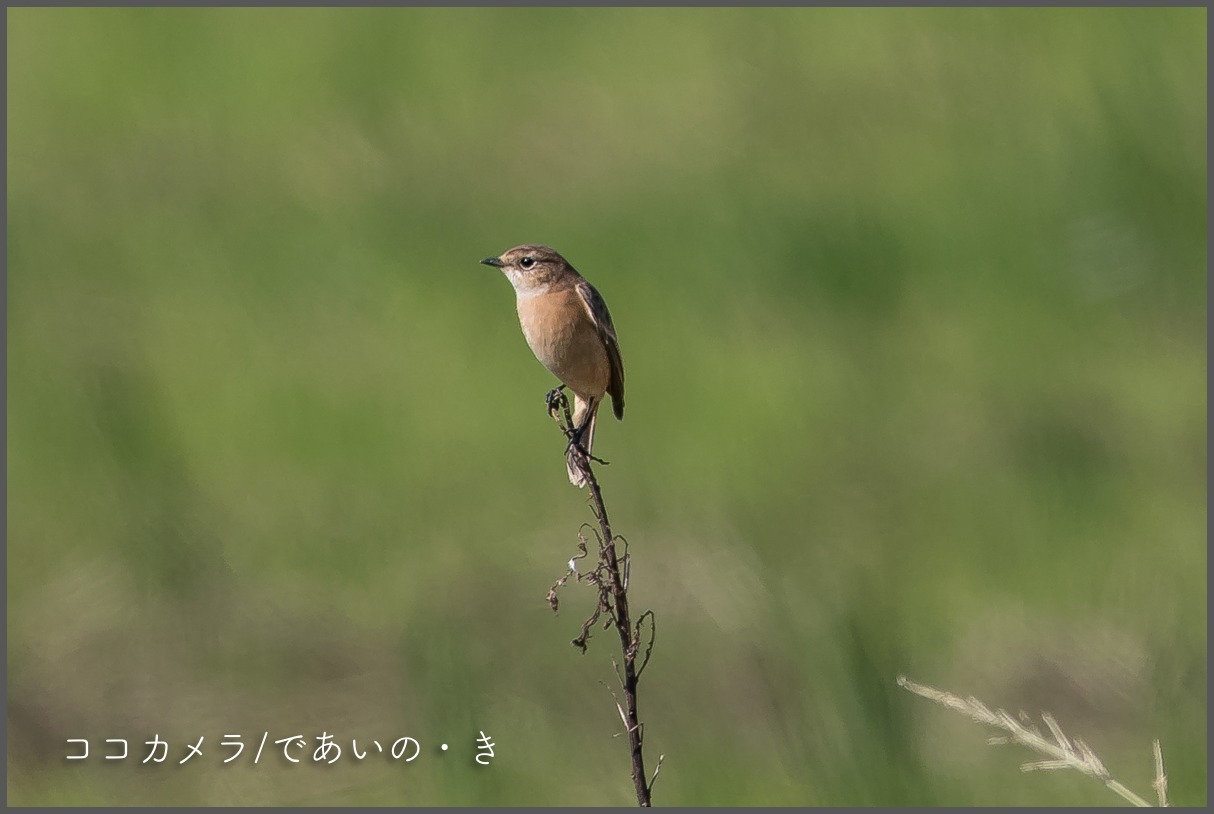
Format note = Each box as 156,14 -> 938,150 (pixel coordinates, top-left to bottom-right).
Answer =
480,244 -> 576,292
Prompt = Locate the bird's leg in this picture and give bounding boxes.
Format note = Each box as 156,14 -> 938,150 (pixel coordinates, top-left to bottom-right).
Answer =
548,385 -> 602,464
564,413 -> 610,467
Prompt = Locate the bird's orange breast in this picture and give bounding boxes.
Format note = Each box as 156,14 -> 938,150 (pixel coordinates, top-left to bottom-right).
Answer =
515,285 -> 610,399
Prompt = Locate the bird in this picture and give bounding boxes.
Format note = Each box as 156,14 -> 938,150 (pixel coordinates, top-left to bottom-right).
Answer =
480,245 -> 625,487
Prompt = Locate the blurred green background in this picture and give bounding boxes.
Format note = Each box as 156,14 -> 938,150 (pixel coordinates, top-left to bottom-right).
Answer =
6,7 -> 1205,806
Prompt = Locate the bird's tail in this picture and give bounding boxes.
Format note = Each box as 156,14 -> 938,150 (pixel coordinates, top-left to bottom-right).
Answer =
566,399 -> 597,488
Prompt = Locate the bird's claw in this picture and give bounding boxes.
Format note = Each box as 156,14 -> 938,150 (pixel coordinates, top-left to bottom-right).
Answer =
565,432 -> 609,467
546,385 -> 568,418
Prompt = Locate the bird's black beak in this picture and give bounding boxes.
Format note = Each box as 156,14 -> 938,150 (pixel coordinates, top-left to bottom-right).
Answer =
480,256 -> 504,268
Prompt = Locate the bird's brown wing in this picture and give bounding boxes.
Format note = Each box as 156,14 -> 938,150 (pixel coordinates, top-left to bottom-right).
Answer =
576,279 -> 625,419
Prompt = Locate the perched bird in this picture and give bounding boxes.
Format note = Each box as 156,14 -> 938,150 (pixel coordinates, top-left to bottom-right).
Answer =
481,245 -> 625,487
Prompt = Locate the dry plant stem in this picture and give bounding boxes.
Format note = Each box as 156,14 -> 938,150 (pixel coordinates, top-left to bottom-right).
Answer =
897,675 -> 1169,807
554,392 -> 653,807
587,468 -> 651,806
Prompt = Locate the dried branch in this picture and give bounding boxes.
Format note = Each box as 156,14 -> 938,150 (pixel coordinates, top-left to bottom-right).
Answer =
547,390 -> 658,806
634,610 -> 657,680
648,753 -> 666,796
897,675 -> 1167,807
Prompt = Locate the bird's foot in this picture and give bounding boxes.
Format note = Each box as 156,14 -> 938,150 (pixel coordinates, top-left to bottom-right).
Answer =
546,385 -> 568,420
564,430 -> 609,467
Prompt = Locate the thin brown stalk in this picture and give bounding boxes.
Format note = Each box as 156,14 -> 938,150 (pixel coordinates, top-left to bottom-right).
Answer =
547,391 -> 657,806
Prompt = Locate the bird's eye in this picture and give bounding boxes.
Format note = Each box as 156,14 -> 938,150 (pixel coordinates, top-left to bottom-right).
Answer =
520,256 -> 535,269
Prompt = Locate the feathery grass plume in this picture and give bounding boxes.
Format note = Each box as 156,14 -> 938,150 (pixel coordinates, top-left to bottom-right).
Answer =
897,675 -> 1169,807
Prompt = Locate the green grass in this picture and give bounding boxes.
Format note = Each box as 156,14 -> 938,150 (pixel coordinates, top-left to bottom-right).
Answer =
7,7 -> 1206,806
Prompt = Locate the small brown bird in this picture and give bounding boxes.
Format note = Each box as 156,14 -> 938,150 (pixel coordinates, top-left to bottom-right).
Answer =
481,245 -> 625,487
